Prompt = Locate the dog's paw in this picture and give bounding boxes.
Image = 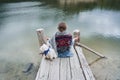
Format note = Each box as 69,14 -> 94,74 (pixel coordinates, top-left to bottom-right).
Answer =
45,57 -> 53,61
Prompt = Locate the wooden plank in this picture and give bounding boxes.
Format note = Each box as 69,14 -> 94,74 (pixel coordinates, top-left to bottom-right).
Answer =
59,58 -> 67,80
35,56 -> 50,80
66,58 -> 71,80
70,46 -> 85,80
76,42 -> 105,58
59,58 -> 71,80
75,46 -> 95,80
47,58 -> 60,80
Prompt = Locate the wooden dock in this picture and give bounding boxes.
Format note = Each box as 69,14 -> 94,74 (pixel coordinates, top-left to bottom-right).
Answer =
35,29 -> 95,80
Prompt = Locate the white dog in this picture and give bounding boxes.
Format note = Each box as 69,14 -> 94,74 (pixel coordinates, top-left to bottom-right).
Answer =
39,44 -> 57,60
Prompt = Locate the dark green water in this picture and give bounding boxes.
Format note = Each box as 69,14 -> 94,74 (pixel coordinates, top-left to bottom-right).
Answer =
0,0 -> 120,80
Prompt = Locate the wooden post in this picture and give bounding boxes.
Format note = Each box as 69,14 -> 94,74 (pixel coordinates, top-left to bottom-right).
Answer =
73,29 -> 80,42
73,29 -> 105,58
76,42 -> 105,58
36,29 -> 47,46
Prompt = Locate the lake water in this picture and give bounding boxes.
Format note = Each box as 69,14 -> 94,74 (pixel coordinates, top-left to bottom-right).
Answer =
0,0 -> 120,80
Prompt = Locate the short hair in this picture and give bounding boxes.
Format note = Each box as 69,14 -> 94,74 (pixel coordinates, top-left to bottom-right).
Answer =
58,22 -> 67,31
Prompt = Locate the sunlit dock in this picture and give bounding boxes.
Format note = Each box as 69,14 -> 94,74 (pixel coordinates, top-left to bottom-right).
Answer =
35,29 -> 95,80
35,46 -> 95,80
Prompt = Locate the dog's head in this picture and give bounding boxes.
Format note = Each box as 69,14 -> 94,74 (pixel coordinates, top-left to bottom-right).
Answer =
39,44 -> 49,54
